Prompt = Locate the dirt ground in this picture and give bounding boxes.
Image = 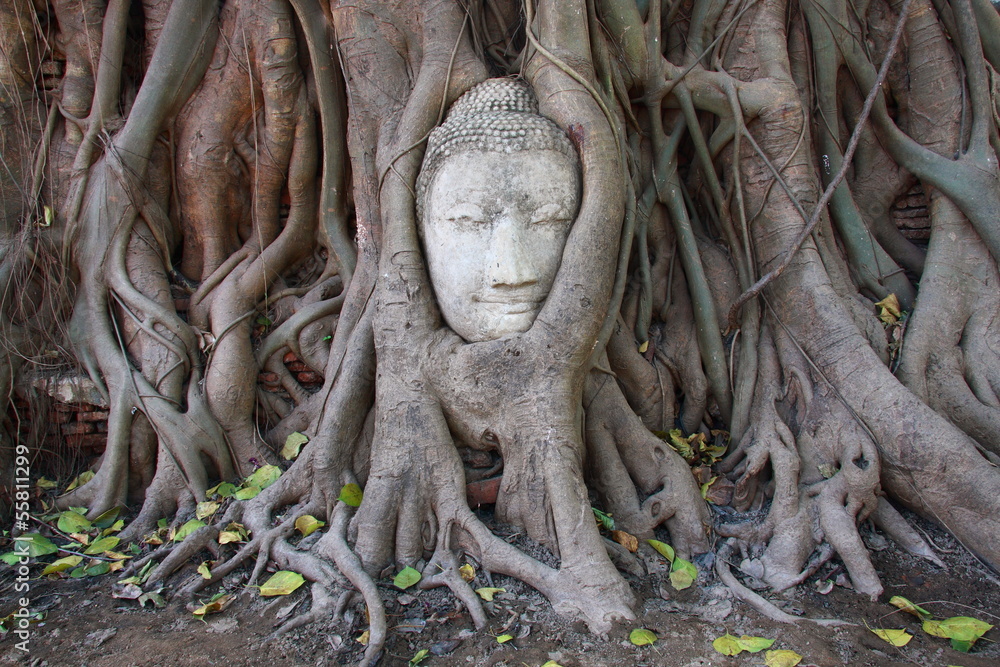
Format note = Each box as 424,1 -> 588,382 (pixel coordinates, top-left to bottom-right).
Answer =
1,509 -> 998,667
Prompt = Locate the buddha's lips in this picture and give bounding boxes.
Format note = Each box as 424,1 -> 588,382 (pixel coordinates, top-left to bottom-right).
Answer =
474,295 -> 543,307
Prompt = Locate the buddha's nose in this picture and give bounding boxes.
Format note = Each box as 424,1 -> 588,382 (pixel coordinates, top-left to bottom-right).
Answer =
487,217 -> 537,288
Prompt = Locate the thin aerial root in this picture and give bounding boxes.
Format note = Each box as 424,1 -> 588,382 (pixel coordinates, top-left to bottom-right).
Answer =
422,550 -> 488,630
871,498 -> 946,568
147,524 -> 220,585
716,540 -> 849,627
270,583 -> 337,638
317,505 -> 386,667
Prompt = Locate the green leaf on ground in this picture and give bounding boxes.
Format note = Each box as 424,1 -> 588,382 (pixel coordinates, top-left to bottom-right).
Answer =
670,556 -> 697,590
92,507 -> 122,529
42,555 -> 82,575
207,482 -> 238,498
282,432 -> 309,460
541,662 -> 564,667
260,570 -> 305,596
629,628 -> 657,646
647,539 -> 675,562
394,566 -> 421,590
197,561 -> 213,579
57,510 -> 92,534
172,520 -> 205,542
923,617 -> 993,652
338,483 -> 363,507
409,649 -> 429,665
245,465 -> 281,490
84,535 -> 120,554
475,587 -> 505,601
496,634 -> 513,644
765,649 -> 803,667
85,561 -> 110,577
592,508 -> 615,531
889,595 -> 931,620
870,627 -> 912,647
235,485 -> 261,500
295,515 -> 325,537
36,477 -> 58,490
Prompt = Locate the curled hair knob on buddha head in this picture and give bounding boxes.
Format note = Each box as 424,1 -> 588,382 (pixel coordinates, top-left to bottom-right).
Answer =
416,78 -> 578,221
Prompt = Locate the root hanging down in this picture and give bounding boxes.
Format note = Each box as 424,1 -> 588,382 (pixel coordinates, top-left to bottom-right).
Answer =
4,0 -> 1000,657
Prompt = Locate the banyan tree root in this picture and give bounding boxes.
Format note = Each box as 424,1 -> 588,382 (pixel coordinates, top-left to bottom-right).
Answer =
5,0 -> 1000,658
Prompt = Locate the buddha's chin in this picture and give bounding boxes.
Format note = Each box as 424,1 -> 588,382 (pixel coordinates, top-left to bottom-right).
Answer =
451,307 -> 540,342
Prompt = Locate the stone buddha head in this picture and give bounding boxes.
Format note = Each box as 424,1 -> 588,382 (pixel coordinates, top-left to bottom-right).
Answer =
416,78 -> 581,342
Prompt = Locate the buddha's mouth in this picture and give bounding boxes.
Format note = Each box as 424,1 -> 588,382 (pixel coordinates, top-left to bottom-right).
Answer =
474,295 -> 543,313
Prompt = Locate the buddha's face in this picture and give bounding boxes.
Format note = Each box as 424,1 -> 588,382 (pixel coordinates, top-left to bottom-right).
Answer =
421,149 -> 580,342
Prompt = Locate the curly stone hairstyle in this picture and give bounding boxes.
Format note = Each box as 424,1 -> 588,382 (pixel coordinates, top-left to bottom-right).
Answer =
415,78 -> 578,221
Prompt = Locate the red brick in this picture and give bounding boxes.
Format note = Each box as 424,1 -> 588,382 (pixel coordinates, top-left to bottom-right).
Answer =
78,410 -> 110,422
61,421 -> 96,435
174,298 -> 189,312
282,351 -> 298,364
286,361 -> 310,373
258,372 -> 280,384
52,410 -> 73,424
466,476 -> 502,507
296,371 -> 323,385
66,433 -> 107,450
95,421 -> 108,433
53,402 -> 82,412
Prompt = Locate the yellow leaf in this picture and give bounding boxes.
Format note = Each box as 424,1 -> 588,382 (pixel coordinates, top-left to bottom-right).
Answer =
647,539 -> 675,562
736,635 -> 775,653
475,587 -> 505,601
541,662 -> 564,667
191,594 -> 232,617
356,630 -> 370,645
294,515 -> 325,537
41,556 -> 82,576
870,627 -> 912,647
875,294 -> 902,324
219,531 -> 242,544
196,501 -> 220,520
338,483 -> 364,507
65,470 -> 94,492
638,340 -> 648,353
260,570 -> 305,596
36,477 -> 58,490
889,595 -> 931,620
629,628 -> 657,646
713,634 -> 744,656
765,649 -> 803,667
459,563 -> 475,582
197,561 -> 213,579
281,432 -> 309,460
